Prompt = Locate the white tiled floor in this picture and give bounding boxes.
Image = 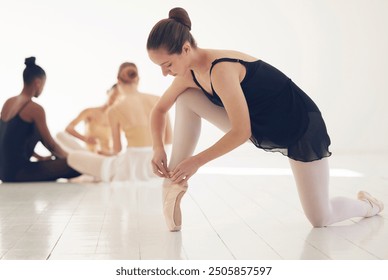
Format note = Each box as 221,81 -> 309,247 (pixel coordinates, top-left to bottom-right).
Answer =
0,148 -> 387,260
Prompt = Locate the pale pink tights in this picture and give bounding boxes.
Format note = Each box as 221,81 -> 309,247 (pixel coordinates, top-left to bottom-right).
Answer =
169,89 -> 373,227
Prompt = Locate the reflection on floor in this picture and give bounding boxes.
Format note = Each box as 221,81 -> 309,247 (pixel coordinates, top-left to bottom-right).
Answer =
0,149 -> 387,260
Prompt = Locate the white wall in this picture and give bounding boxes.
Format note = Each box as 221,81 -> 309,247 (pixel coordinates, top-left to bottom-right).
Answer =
1,0 -> 387,154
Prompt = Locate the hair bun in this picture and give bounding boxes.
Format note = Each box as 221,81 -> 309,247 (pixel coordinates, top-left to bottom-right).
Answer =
25,57 -> 36,67
169,7 -> 191,31
117,62 -> 138,84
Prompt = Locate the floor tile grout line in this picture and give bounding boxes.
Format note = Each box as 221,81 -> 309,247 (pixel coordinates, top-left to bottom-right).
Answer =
210,177 -> 329,259
208,178 -> 283,259
136,186 -> 142,260
187,179 -> 237,260
1,199 -> 43,259
46,186 -> 89,260
0,162 -> 386,260
94,188 -> 113,255
326,221 -> 382,260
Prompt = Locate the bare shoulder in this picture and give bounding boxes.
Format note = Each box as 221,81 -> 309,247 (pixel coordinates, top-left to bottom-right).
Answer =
1,98 -> 13,114
83,107 -> 100,115
27,101 -> 44,113
0,97 -> 16,118
82,107 -> 105,120
211,62 -> 241,86
23,101 -> 45,123
1,96 -> 19,109
3,96 -> 17,106
210,49 -> 258,83
213,49 -> 258,62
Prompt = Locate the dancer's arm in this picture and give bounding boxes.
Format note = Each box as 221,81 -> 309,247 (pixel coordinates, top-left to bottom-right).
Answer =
163,113 -> 173,145
99,107 -> 122,156
170,63 -> 251,183
32,104 -> 68,159
65,109 -> 97,145
150,77 -> 190,177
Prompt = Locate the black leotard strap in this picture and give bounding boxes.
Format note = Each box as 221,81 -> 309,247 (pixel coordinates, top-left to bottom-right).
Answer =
0,100 -> 31,122
210,58 -> 246,75
209,58 -> 247,94
19,100 -> 31,114
191,58 -> 247,95
190,70 -> 207,93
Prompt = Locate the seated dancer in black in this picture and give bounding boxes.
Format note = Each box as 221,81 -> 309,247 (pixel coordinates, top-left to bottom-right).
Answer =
0,57 -> 80,182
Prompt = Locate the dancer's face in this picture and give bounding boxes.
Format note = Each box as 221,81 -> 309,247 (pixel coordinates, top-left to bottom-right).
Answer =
148,44 -> 191,77
34,77 -> 46,98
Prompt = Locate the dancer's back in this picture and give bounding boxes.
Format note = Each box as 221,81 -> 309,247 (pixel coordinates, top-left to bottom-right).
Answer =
108,93 -> 163,147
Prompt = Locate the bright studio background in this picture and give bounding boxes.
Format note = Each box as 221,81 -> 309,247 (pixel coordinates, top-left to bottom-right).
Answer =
0,0 -> 387,154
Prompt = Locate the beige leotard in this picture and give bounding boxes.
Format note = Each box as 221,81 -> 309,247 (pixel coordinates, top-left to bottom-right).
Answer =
108,93 -> 160,147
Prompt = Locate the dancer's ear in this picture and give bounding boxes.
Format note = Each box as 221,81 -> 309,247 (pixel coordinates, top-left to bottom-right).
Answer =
182,42 -> 191,55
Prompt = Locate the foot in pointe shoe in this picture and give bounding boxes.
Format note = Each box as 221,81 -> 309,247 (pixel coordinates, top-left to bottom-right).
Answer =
357,191 -> 384,217
163,183 -> 188,232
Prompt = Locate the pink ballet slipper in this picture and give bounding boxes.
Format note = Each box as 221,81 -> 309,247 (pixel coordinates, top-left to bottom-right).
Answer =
357,191 -> 384,217
163,183 -> 188,231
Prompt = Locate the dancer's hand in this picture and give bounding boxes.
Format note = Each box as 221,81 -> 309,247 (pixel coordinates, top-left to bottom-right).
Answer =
85,136 -> 97,145
171,156 -> 200,184
152,147 -> 170,178
97,150 -> 114,156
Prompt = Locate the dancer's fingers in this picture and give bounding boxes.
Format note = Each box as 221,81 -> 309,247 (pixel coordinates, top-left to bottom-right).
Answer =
151,162 -> 165,177
171,169 -> 184,182
152,149 -> 170,178
152,160 -> 169,178
158,160 -> 170,177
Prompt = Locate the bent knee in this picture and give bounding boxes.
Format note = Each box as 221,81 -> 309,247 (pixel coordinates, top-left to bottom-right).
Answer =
176,88 -> 204,105
307,214 -> 330,228
311,221 -> 327,228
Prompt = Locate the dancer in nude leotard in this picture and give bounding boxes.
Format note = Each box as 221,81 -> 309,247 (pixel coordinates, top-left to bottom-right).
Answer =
57,84 -> 120,154
66,62 -> 172,182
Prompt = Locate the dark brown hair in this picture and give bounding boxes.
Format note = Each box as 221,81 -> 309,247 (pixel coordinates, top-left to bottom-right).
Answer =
117,62 -> 138,84
146,7 -> 197,54
23,57 -> 46,85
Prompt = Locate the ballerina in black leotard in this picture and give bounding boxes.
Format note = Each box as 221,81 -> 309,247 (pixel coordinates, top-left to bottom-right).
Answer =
145,7 -> 383,231
0,57 -> 80,182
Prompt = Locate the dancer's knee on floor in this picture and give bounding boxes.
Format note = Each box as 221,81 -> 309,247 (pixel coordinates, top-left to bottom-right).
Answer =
307,213 -> 330,228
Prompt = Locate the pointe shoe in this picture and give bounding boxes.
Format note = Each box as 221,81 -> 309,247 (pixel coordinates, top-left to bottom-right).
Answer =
163,183 -> 188,232
357,191 -> 384,217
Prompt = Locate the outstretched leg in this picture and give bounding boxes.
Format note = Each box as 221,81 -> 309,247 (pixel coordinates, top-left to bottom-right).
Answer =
68,151 -> 108,181
14,159 -> 80,182
289,158 -> 383,227
56,132 -> 87,153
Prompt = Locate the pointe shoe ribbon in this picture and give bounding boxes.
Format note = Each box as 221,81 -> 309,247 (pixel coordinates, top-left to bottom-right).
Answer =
357,191 -> 384,217
163,183 -> 188,232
